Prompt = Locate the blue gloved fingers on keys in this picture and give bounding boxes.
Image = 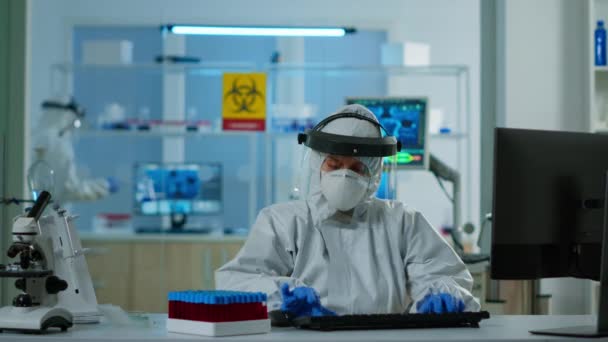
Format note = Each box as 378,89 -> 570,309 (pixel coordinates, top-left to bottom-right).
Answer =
440,293 -> 456,312
416,293 -> 432,313
280,283 -> 303,313
439,293 -> 465,313
310,305 -> 337,317
457,297 -> 466,312
304,287 -> 318,304
317,305 -> 337,316
280,283 -> 291,298
431,293 -> 443,313
417,292 -> 465,314
280,284 -> 336,317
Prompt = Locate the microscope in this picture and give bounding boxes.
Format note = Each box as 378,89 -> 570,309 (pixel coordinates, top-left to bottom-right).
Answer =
0,191 -> 101,332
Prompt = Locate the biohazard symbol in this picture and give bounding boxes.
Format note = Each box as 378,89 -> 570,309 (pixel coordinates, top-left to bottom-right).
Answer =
223,77 -> 265,113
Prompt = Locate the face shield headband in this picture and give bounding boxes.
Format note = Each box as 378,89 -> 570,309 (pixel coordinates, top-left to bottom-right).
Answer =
42,98 -> 86,137
297,112 -> 402,157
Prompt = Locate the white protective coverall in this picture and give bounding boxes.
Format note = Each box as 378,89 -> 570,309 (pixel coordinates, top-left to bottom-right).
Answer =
32,98 -> 112,204
215,104 -> 480,315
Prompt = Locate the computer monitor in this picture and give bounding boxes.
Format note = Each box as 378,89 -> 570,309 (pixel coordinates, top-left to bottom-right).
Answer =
345,97 -> 429,169
491,127 -> 608,337
134,162 -> 222,220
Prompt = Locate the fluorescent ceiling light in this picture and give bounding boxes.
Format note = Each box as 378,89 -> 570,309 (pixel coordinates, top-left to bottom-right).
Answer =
163,25 -> 355,37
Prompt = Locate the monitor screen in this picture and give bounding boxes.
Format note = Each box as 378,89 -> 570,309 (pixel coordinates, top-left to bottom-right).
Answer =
134,163 -> 222,216
345,97 -> 429,169
491,128 -> 607,281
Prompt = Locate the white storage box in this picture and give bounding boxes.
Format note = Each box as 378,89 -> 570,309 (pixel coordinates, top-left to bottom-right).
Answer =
82,40 -> 133,65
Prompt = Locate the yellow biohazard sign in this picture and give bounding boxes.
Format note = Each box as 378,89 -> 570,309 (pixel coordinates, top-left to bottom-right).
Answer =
222,73 -> 266,131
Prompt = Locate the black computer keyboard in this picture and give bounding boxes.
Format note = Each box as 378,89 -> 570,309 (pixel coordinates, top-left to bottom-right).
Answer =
289,311 -> 490,331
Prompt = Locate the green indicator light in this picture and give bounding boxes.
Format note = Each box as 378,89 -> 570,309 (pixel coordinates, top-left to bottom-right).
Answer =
397,152 -> 414,164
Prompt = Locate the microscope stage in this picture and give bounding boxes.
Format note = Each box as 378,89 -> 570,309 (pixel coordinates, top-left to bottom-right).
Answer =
0,269 -> 52,278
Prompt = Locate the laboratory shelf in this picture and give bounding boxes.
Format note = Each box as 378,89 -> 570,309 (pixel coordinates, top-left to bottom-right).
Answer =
266,63 -> 468,76
72,129 -> 263,138
52,62 -> 467,77
52,62 -> 256,75
595,66 -> 608,72
73,130 -> 468,139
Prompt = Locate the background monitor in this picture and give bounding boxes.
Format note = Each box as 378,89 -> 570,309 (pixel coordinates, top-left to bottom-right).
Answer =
134,162 -> 222,216
491,128 -> 607,281
345,97 -> 429,169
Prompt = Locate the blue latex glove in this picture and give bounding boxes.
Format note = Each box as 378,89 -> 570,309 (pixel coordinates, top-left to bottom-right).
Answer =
416,292 -> 465,314
280,283 -> 336,317
106,177 -> 119,194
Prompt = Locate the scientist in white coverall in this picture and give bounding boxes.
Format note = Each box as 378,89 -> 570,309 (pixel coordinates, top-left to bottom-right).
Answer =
31,98 -> 118,204
216,104 -> 480,316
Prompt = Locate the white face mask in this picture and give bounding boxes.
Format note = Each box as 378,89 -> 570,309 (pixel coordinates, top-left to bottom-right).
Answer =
321,169 -> 370,211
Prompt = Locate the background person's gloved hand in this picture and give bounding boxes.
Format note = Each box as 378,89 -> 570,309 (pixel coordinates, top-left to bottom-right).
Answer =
416,291 -> 465,314
280,283 -> 337,317
106,177 -> 120,194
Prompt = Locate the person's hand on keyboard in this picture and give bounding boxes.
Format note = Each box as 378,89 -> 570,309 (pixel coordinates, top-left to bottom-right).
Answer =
280,283 -> 336,317
416,291 -> 465,314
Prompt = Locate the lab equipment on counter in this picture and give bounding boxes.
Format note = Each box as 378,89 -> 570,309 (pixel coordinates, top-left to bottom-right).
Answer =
0,191 -> 100,333
492,128 -> 608,337
597,20 -> 607,66
27,147 -> 55,201
92,213 -> 132,233
98,103 -> 129,130
134,162 -> 222,230
271,104 -> 317,133
346,97 -> 428,169
289,311 -> 490,331
167,290 -> 270,337
154,55 -> 201,64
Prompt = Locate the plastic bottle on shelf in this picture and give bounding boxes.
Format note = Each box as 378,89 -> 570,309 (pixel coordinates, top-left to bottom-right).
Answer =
596,20 -> 606,66
137,106 -> 151,131
186,107 -> 198,132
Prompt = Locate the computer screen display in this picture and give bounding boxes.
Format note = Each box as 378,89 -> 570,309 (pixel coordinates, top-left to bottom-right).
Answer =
491,128 -> 608,281
134,163 -> 222,216
346,97 -> 428,169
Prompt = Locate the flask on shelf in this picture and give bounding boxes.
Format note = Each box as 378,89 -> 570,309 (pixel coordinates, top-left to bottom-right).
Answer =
596,20 -> 606,66
27,147 -> 55,200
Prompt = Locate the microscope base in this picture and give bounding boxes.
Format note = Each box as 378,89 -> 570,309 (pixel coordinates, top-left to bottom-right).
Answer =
0,306 -> 73,333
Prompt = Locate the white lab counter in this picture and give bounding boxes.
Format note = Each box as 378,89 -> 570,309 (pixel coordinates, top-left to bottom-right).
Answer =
79,232 -> 248,243
0,315 -> 603,342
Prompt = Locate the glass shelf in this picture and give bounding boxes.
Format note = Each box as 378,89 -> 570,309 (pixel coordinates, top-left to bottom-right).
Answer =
73,129 -> 467,139
73,129 -> 262,138
52,62 -> 257,76
265,63 -> 468,77
52,62 -> 468,77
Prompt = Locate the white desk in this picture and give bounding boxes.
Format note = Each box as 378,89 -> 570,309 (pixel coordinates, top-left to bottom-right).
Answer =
0,315 -> 604,342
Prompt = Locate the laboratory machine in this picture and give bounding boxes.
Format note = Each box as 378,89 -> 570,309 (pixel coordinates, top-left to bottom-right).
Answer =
0,191 -> 100,333
134,162 -> 223,232
346,97 -> 429,169
492,128 -> 608,337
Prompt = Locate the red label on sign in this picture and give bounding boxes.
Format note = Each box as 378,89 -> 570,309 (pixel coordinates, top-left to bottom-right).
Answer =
223,119 -> 265,131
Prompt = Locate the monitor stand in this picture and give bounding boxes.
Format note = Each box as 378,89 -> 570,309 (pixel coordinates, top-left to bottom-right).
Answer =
529,172 -> 608,337
170,212 -> 187,230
